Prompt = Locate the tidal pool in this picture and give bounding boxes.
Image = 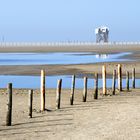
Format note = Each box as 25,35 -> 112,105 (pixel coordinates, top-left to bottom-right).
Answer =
0,52 -> 130,65
0,52 -> 133,88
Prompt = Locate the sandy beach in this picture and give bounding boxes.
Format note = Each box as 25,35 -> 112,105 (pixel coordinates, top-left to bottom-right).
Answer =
1,0 -> 140,139
0,44 -> 140,53
0,88 -> 140,140
0,45 -> 140,140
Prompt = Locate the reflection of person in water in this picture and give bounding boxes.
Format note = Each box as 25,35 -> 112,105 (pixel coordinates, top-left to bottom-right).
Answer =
95,54 -> 108,59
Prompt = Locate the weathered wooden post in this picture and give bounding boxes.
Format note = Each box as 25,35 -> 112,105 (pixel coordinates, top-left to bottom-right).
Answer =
70,75 -> 75,105
126,71 -> 129,91
83,77 -> 87,102
132,68 -> 135,89
112,70 -> 116,95
28,90 -> 33,118
94,73 -> 98,99
6,83 -> 12,126
102,65 -> 107,95
118,64 -> 122,91
40,70 -> 45,112
56,79 -> 62,109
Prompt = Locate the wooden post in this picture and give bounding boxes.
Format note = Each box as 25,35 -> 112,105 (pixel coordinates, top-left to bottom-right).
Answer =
40,70 -> 45,112
94,73 -> 98,99
112,70 -> 116,95
56,79 -> 62,109
118,64 -> 122,91
132,68 -> 135,89
83,77 -> 87,102
126,71 -> 129,91
70,75 -> 75,105
102,65 -> 107,95
6,83 -> 12,126
28,90 -> 33,118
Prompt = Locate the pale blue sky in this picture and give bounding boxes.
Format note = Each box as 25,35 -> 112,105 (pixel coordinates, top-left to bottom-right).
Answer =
0,0 -> 139,42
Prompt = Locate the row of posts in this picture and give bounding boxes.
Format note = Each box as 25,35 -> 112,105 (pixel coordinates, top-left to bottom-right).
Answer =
6,64 -> 135,126
102,64 -> 135,95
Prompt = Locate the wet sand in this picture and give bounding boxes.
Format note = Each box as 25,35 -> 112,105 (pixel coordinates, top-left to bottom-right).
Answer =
0,61 -> 140,78
0,45 -> 140,77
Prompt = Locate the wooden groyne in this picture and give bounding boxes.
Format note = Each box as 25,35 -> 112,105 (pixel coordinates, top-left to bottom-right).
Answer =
3,64 -> 136,126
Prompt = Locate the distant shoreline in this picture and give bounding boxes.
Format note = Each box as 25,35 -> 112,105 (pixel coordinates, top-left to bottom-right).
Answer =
0,44 -> 140,53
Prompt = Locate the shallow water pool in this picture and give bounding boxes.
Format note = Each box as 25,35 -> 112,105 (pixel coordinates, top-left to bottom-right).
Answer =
0,75 -> 139,89
0,52 -> 130,65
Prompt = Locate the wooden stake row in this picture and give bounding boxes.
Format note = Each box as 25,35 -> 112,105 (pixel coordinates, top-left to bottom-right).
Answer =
102,65 -> 136,95
5,66 -> 136,126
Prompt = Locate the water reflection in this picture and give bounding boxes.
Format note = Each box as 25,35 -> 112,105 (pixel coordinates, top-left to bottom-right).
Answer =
0,52 -> 130,65
95,54 -> 108,59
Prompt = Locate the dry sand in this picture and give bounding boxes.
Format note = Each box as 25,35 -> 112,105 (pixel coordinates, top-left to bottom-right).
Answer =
0,44 -> 140,53
0,45 -> 140,140
0,89 -> 140,140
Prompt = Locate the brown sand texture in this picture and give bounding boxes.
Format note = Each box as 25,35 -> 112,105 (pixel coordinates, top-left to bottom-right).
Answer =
0,89 -> 140,140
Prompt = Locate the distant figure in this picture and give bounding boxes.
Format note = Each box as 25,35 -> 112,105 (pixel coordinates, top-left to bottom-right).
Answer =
95,26 -> 109,43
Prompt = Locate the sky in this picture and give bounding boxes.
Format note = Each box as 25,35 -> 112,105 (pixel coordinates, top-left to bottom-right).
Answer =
0,0 -> 140,42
